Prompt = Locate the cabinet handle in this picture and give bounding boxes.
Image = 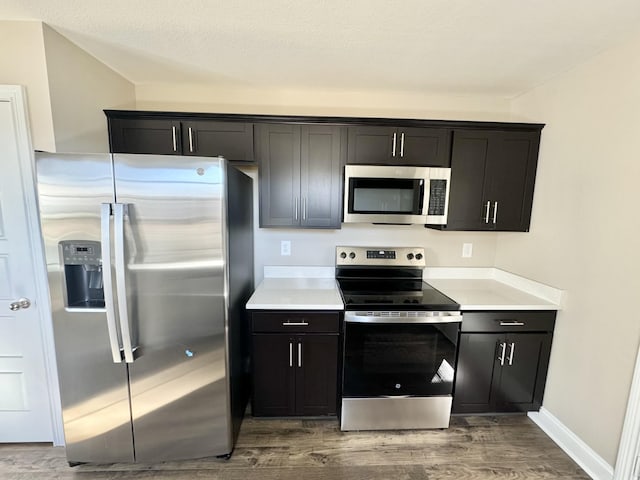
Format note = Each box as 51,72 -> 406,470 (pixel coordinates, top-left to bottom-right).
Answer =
392,132 -> 397,157
298,342 -> 302,367
302,197 -> 307,221
498,342 -> 506,366
493,201 -> 498,224
289,342 -> 293,367
484,201 -> 491,223
499,321 -> 525,326
400,132 -> 405,157
507,342 -> 515,366
281,322 -> 309,326
294,197 -> 298,221
171,126 -> 177,152
188,127 -> 194,153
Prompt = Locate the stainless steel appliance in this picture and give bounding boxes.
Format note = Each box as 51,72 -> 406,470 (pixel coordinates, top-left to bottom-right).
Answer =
343,165 -> 451,225
36,153 -> 254,464
336,246 -> 462,431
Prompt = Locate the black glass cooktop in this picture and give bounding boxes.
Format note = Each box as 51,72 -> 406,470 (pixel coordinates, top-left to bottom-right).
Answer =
339,281 -> 459,311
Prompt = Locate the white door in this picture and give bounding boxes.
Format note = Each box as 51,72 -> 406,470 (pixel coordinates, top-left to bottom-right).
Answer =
0,87 -> 59,442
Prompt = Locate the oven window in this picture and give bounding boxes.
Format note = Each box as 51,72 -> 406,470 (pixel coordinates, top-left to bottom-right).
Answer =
349,178 -> 424,214
343,322 -> 459,397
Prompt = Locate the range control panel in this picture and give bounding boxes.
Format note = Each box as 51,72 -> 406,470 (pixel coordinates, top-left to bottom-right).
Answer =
336,246 -> 425,267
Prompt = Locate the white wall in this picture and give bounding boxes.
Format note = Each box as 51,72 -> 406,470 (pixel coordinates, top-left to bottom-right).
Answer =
42,25 -> 135,152
496,31 -> 640,466
0,21 -> 55,151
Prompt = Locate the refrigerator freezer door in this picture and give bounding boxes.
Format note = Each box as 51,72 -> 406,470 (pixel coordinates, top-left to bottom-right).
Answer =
35,153 -> 134,463
112,154 -> 231,461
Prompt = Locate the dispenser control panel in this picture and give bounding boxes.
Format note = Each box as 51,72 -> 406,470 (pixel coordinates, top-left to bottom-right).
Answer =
60,241 -> 101,265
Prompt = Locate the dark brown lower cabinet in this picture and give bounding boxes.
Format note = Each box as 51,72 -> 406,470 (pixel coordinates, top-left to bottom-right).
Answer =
453,311 -> 555,414
251,312 -> 340,416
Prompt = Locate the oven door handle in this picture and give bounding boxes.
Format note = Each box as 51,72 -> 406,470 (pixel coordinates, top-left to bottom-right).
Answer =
344,312 -> 462,324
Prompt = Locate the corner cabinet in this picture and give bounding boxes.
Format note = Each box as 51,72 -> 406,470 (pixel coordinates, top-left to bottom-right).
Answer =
257,124 -> 345,229
435,129 -> 541,231
453,311 -> 556,414
106,113 -> 255,163
251,311 -> 340,416
347,126 -> 451,167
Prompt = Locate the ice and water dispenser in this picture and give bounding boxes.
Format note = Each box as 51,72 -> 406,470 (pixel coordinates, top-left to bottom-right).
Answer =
60,241 -> 105,308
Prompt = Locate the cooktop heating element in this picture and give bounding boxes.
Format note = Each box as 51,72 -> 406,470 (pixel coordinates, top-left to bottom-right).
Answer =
335,246 -> 459,311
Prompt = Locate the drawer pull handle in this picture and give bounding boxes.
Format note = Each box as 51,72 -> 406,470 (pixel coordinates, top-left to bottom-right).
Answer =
499,321 -> 525,326
282,322 -> 309,326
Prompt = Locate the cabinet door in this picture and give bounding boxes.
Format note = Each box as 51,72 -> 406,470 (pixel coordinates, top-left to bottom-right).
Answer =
300,125 -> 345,228
252,334 -> 295,416
346,126 -> 396,164
109,118 -> 182,154
181,121 -> 254,161
294,335 -> 339,416
453,333 -> 501,414
257,124 -> 301,227
497,333 -> 551,412
445,130 -> 492,230
398,127 -> 451,167
484,131 -> 540,231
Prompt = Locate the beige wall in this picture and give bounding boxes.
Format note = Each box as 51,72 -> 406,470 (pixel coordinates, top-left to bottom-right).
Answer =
42,25 -> 135,152
135,83 -> 512,121
496,31 -> 640,465
0,21 -> 55,151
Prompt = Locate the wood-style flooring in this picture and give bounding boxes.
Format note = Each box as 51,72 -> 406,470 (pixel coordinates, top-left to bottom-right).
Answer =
1,415 -> 590,479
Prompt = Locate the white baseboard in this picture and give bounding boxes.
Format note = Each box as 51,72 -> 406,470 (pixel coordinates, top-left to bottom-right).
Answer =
528,408 -> 614,480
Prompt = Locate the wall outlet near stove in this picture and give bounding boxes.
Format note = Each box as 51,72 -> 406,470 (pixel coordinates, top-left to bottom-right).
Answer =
281,240 -> 291,256
462,243 -> 473,258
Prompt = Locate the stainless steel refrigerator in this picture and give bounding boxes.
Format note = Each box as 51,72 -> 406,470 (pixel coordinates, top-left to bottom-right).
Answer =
35,153 -> 254,464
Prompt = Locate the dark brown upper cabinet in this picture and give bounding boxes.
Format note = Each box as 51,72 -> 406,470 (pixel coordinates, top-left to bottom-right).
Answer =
434,129 -> 541,232
347,126 -> 451,167
257,123 -> 345,229
107,116 -> 255,163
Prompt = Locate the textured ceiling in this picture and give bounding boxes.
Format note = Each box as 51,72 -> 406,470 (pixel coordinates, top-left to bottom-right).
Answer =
2,0 -> 640,97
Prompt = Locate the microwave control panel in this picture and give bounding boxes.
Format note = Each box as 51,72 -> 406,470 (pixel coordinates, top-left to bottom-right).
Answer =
428,179 -> 448,216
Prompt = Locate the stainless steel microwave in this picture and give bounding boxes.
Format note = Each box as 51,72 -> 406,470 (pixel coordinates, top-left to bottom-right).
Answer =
343,165 -> 451,225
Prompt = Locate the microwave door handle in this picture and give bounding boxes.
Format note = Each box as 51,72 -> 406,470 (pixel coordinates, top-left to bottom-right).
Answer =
420,179 -> 428,215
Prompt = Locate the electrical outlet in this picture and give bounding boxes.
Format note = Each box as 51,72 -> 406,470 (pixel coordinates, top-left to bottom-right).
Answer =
281,240 -> 291,256
462,243 -> 473,258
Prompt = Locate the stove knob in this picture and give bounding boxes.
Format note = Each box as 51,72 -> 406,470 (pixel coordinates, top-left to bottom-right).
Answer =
406,253 -> 414,260
340,252 -> 347,259
349,252 -> 356,259
415,253 -> 423,260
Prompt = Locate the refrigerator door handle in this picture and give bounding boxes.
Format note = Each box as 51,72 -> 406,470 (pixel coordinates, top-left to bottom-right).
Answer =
101,203 -> 123,363
114,203 -> 135,363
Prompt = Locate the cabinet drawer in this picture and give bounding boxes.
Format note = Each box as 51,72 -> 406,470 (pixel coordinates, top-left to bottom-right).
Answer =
461,311 -> 556,333
252,312 -> 340,333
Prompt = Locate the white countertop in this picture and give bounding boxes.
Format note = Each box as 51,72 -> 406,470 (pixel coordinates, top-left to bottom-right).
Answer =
426,278 -> 558,310
246,277 -> 343,310
246,266 -> 562,312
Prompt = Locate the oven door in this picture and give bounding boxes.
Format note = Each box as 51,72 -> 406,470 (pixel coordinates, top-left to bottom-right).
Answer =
342,312 -> 461,398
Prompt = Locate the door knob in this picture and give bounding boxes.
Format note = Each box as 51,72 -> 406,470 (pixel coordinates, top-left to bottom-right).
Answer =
9,298 -> 31,311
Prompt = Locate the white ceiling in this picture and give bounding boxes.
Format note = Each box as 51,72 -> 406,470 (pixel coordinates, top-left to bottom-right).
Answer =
2,0 -> 640,97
